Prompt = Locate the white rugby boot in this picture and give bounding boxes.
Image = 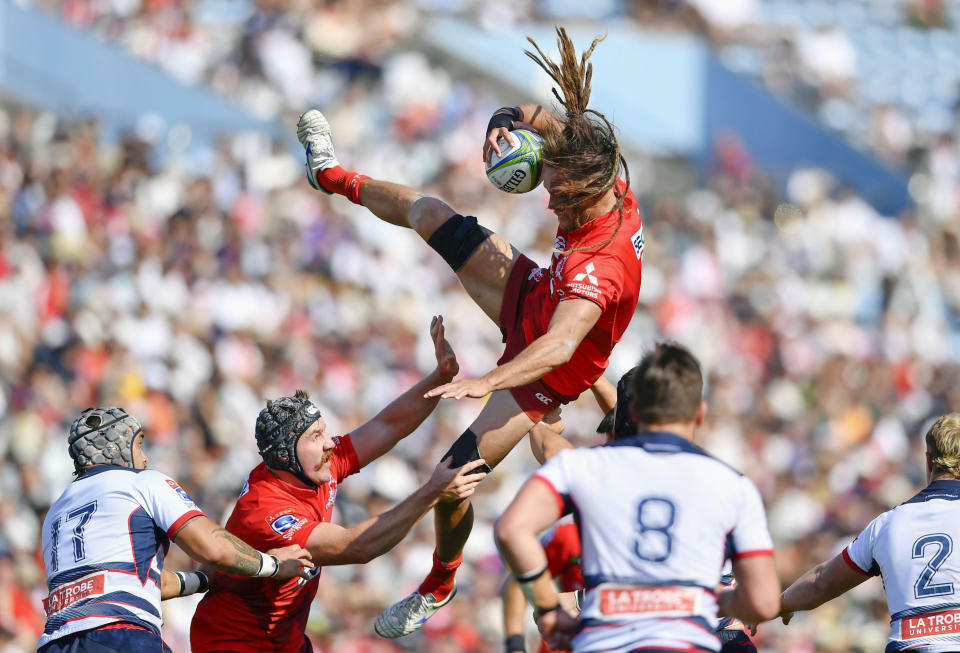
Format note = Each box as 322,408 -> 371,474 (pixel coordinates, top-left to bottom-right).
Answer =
296,109 -> 339,193
373,587 -> 458,638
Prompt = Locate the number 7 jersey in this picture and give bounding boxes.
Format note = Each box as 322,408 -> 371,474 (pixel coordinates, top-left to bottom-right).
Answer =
38,465 -> 204,648
844,479 -> 960,652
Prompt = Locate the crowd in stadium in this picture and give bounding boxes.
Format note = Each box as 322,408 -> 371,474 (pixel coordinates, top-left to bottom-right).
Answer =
4,0 -> 960,652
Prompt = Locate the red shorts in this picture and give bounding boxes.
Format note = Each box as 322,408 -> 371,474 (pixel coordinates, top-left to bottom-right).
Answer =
498,255 -> 578,422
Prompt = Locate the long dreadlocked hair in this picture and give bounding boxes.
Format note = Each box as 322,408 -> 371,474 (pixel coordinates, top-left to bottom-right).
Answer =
525,27 -> 630,254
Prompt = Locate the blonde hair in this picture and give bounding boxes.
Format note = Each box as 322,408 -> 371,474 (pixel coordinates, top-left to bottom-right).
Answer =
926,413 -> 960,478
525,27 -> 630,250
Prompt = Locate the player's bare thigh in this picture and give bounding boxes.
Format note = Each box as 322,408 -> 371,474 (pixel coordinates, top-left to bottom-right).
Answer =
469,390 -> 536,468
410,196 -> 520,326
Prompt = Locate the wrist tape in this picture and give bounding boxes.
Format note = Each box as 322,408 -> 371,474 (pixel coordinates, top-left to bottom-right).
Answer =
255,551 -> 279,578
487,106 -> 522,134
176,570 -> 210,596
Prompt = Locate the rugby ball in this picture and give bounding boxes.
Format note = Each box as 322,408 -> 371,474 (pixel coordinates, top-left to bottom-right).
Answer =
485,129 -> 544,194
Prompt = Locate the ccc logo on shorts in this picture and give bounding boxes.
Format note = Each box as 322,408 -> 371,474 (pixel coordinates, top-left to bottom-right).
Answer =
535,393 -> 554,405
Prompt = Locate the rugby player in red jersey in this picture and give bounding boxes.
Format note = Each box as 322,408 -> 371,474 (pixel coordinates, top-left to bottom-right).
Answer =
189,317 -> 488,653
297,28 -> 644,637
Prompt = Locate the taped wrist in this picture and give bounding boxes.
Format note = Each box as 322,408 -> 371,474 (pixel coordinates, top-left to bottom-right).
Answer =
176,570 -> 210,596
487,106 -> 522,134
535,603 -> 561,618
255,551 -> 280,578
505,633 -> 526,652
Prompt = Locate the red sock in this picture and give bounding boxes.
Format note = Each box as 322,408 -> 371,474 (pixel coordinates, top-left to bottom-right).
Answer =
417,551 -> 462,600
314,165 -> 370,204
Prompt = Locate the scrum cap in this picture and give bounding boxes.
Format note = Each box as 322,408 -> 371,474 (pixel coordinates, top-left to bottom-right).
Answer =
255,391 -> 321,487
68,407 -> 143,473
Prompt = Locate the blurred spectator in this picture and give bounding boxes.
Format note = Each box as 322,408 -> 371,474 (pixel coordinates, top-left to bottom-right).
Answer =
3,1 -> 960,652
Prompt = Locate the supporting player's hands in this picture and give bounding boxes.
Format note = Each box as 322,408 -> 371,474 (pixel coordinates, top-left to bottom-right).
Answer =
541,408 -> 563,431
483,121 -> 537,164
535,604 -> 579,650
430,315 -> 459,382
267,544 -> 315,581
424,376 -> 494,400
428,458 -> 488,502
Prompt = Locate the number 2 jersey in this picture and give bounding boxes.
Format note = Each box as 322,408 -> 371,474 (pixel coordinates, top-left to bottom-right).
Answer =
533,432 -> 774,653
38,465 -> 205,648
843,479 -> 960,652
190,434 -> 360,653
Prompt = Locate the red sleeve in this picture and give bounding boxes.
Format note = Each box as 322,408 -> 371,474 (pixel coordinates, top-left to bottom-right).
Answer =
842,547 -> 873,576
330,434 -> 360,482
166,510 -> 205,539
731,549 -> 774,561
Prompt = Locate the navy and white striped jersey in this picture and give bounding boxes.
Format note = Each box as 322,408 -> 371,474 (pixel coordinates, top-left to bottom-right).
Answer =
534,432 -> 773,653
38,465 -> 204,648
844,479 -> 960,653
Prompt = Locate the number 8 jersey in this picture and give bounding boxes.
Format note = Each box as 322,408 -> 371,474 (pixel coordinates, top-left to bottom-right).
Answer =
844,479 -> 960,652
533,431 -> 774,653
38,465 -> 204,648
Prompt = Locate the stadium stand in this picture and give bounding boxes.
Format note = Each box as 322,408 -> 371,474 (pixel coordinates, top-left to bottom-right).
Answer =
2,1 -> 960,651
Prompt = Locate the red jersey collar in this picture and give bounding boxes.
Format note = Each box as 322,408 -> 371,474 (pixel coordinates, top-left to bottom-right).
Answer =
250,462 -> 320,498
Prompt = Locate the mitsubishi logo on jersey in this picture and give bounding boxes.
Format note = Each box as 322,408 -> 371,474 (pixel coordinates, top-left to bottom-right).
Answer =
573,262 -> 599,286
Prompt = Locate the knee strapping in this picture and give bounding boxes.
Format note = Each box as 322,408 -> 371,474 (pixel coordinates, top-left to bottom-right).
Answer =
441,429 -> 494,473
427,214 -> 493,272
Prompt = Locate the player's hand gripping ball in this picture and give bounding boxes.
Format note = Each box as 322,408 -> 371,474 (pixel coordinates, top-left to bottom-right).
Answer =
485,129 -> 544,194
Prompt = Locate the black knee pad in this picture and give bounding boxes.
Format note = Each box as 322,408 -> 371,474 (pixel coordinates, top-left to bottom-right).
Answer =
427,214 -> 493,272
441,429 -> 493,473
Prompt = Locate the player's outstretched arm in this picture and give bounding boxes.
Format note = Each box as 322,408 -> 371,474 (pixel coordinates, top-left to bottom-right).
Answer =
528,420 -> 572,465
172,515 -> 313,581
502,578 -> 529,653
716,555 -> 781,625
350,315 -> 459,468
496,478 -> 565,613
518,104 -> 563,133
497,478 -> 579,646
160,567 -> 211,600
160,569 -> 183,600
589,375 -> 617,415
426,298 -> 601,400
483,104 -> 563,162
777,553 -> 869,623
305,459 -> 487,566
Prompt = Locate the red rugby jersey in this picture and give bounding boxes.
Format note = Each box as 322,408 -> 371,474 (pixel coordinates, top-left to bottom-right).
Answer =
524,180 -> 643,397
190,435 -> 360,653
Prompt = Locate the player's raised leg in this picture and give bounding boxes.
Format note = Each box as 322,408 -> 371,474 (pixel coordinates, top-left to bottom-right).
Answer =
374,390 -> 535,638
298,109 -> 518,324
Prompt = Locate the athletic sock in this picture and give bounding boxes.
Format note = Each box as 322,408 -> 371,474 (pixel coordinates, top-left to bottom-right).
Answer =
417,551 -> 462,600
314,165 -> 370,204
